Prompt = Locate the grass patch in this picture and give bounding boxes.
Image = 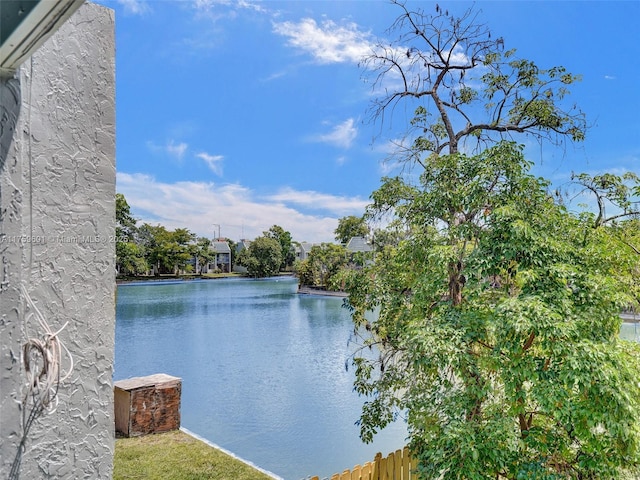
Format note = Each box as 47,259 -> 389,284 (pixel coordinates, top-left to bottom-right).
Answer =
114,430 -> 275,480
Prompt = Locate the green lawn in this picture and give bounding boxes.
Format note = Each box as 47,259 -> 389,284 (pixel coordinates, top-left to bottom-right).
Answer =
113,430 -> 275,480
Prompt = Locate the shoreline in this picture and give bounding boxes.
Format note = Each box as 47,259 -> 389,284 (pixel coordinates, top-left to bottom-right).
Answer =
297,285 -> 348,298
180,428 -> 284,480
116,272 -> 296,285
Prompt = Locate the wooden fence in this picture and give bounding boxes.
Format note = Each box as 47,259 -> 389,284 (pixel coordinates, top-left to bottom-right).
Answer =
310,447 -> 415,480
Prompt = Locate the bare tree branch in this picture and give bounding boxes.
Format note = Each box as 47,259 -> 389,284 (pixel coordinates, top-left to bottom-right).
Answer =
361,0 -> 586,165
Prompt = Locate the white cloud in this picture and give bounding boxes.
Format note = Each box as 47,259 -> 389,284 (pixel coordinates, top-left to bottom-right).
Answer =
273,18 -> 372,64
313,118 -> 358,149
178,1 -> 268,53
196,152 -> 224,175
116,0 -> 150,15
166,141 -> 189,160
194,0 -> 223,8
260,70 -> 287,82
604,75 -> 617,80
146,140 -> 189,160
267,187 -> 369,215
117,173 -> 367,243
233,0 -> 266,13
193,0 -> 266,19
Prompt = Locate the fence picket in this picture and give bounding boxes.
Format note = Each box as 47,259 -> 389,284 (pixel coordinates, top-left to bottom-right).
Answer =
351,464 -> 361,480
381,455 -> 389,480
393,449 -> 402,480
402,446 -> 410,480
385,451 -> 394,479
372,452 -> 382,480
309,447 -> 413,480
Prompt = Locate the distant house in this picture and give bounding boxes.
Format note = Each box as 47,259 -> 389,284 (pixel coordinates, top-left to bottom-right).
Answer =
188,255 -> 199,274
236,239 -> 252,255
296,242 -> 318,262
233,239 -> 251,273
207,240 -> 232,273
346,236 -> 373,253
346,236 -> 374,267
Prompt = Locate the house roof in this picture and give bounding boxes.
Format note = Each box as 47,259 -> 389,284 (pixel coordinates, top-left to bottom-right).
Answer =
346,236 -> 373,253
236,239 -> 251,252
299,242 -> 317,253
211,241 -> 231,254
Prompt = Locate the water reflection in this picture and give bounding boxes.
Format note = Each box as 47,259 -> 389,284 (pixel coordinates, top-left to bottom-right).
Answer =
620,322 -> 640,342
115,277 -> 406,480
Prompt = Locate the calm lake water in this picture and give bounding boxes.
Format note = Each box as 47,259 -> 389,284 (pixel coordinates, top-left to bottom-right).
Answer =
115,277 -> 407,480
620,321 -> 640,342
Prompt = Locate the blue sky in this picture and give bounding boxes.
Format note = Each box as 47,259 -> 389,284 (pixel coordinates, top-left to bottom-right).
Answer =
97,0 -> 639,243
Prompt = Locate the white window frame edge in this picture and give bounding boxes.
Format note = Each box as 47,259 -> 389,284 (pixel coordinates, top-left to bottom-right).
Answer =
0,0 -> 86,77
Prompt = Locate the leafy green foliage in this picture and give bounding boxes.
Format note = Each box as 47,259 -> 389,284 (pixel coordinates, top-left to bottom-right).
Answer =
296,243 -> 348,290
116,193 -> 137,241
335,216 -> 370,245
115,194 -> 203,276
191,237 -> 215,274
237,236 -> 282,278
353,12 -> 637,477
137,224 -> 195,275
115,193 -> 148,275
370,223 -> 408,253
347,146 -> 640,478
572,172 -> 640,228
263,225 -> 295,270
116,240 -> 147,276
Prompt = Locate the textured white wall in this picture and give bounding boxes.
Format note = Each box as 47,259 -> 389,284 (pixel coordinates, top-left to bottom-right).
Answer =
0,3 -> 115,478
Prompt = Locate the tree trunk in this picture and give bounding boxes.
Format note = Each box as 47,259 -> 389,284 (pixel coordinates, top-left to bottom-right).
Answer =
449,260 -> 463,305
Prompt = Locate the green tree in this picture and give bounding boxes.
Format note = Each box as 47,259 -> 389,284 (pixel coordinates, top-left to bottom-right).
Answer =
614,219 -> 640,308
334,216 -> 369,245
348,145 -> 640,479
116,193 -> 137,240
571,172 -> 640,228
168,228 -> 196,273
264,225 -> 294,270
294,257 -> 314,287
363,1 -> 585,161
239,236 -> 282,278
115,193 -> 148,275
570,174 -> 640,308
116,241 -> 147,276
296,243 -> 347,289
370,222 -> 407,253
191,236 -> 215,274
138,224 -> 194,275
136,223 -> 158,273
345,4 -> 640,479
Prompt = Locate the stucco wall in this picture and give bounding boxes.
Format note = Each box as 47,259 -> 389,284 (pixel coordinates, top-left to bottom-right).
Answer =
0,3 -> 116,478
